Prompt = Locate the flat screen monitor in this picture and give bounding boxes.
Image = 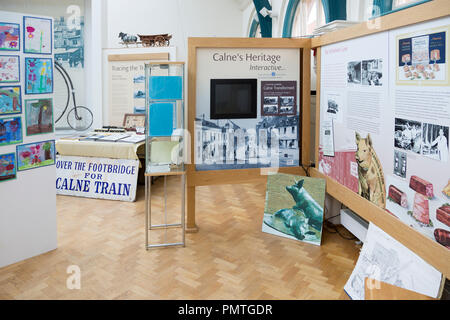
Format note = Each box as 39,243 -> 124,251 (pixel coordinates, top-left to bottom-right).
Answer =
210,79 -> 257,119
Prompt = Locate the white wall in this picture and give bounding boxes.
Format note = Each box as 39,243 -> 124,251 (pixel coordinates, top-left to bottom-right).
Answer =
0,10 -> 57,268
104,0 -> 244,62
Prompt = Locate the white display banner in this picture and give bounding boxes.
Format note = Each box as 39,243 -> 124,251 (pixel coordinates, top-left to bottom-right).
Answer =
55,155 -> 139,202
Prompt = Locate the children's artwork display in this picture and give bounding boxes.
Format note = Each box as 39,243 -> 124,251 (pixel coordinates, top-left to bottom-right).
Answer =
0,55 -> 20,83
0,86 -> 21,115
23,16 -> 52,54
0,22 -> 20,51
25,98 -> 53,135
319,17 -> 450,250
0,116 -> 22,146
25,57 -> 53,94
16,140 -> 55,171
0,152 -> 16,182
262,173 -> 326,246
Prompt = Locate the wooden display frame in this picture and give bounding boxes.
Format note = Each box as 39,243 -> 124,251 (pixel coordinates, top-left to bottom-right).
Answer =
312,0 -> 450,277
187,37 -> 312,232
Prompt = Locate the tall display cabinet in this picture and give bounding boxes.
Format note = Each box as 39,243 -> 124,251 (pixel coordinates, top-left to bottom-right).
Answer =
144,62 -> 186,249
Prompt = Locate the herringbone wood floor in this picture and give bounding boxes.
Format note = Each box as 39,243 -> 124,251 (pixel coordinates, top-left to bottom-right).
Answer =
0,176 -> 360,299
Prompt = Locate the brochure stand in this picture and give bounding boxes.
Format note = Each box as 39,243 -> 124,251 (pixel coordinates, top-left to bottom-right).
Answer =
144,62 -> 185,248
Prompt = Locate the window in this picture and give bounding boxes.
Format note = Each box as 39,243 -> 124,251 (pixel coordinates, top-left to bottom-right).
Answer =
393,0 -> 428,10
291,0 -> 326,37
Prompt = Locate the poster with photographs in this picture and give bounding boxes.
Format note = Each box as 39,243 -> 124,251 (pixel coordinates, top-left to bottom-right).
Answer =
0,55 -> 20,83
422,123 -> 448,162
393,150 -> 407,178
261,81 -> 297,116
397,25 -> 449,85
347,61 -> 361,84
394,118 -> 422,154
362,59 -> 383,86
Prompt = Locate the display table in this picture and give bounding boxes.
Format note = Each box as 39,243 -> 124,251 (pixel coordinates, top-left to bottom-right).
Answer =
56,138 -> 145,160
55,134 -> 145,202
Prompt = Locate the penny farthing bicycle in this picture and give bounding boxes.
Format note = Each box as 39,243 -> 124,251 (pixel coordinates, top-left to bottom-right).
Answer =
54,61 -> 93,131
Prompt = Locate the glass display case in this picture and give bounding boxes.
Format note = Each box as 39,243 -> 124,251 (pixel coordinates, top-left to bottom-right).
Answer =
144,62 -> 185,249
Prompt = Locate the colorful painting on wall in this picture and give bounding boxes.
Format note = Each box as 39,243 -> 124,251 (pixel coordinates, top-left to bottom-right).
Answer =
16,140 -> 55,171
0,22 -> 20,51
0,116 -> 22,146
262,173 -> 326,246
0,55 -> 20,83
0,86 -> 22,115
23,16 -> 52,54
0,152 -> 16,182
25,57 -> 53,94
25,98 -> 53,135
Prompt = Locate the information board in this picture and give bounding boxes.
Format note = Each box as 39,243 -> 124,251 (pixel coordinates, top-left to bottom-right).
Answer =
318,17 -> 450,250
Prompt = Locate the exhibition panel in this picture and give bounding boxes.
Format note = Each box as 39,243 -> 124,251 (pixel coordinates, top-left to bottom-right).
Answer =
186,37 -> 311,231
312,1 -> 450,277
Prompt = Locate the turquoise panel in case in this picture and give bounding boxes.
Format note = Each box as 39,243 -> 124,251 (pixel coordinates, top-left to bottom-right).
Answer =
148,76 -> 183,100
149,102 -> 174,136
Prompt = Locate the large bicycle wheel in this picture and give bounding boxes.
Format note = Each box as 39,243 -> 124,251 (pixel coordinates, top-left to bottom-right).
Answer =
67,106 -> 93,131
53,62 -> 71,128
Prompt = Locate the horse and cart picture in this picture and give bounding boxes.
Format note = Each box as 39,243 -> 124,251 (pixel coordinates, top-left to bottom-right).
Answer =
118,32 -> 172,47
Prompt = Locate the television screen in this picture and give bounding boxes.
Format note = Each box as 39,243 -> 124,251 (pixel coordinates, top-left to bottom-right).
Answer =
210,79 -> 257,119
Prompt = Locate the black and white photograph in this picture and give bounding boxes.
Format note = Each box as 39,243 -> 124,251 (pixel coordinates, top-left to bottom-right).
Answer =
280,106 -> 294,114
362,59 -> 383,86
393,150 -> 407,178
394,118 -> 422,154
263,96 -> 278,105
422,123 -> 449,162
347,61 -> 361,84
280,96 -> 294,106
195,115 -> 299,171
327,98 -> 339,114
263,104 -> 278,114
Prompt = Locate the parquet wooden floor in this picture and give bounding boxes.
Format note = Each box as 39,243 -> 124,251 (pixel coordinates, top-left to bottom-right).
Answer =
0,176 -> 361,299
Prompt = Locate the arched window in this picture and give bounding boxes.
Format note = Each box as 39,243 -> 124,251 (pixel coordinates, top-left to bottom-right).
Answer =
249,16 -> 261,38
283,0 -> 326,38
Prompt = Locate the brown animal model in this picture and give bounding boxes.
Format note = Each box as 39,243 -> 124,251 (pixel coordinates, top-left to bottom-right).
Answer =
355,132 -> 386,208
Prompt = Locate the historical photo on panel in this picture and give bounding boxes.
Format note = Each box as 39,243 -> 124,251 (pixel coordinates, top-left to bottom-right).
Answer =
362,59 -> 383,86
264,96 -> 278,105
422,123 -> 449,162
347,61 -> 361,84
393,150 -> 407,178
263,104 -> 278,115
394,118 -> 422,154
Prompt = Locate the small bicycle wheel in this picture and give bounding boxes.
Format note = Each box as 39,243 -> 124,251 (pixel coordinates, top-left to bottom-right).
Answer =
67,106 -> 93,131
